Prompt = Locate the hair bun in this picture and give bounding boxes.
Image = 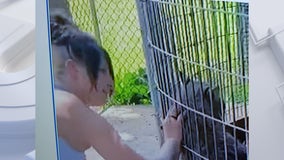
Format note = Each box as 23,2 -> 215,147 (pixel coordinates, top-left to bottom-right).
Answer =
50,9 -> 77,45
50,8 -> 74,26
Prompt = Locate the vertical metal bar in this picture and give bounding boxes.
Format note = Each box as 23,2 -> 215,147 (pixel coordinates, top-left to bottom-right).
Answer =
135,0 -> 163,144
210,1 -> 228,159
150,1 -> 162,109
151,1 -> 169,116
154,1 -> 171,113
135,0 -> 156,109
223,2 -> 243,159
201,1 -> 220,159
239,2 -> 249,155
88,0 -> 102,45
180,0 -> 197,158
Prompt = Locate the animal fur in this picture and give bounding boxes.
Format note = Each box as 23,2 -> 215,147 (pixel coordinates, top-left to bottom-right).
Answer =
172,78 -> 247,160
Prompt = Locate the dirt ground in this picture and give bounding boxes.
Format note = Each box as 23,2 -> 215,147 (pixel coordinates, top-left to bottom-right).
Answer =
85,105 -> 161,160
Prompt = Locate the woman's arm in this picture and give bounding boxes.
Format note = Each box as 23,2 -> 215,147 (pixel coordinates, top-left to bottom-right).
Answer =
81,108 -> 144,160
79,106 -> 182,160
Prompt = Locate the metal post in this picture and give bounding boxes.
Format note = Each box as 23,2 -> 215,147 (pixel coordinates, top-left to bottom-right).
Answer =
89,0 -> 102,45
135,0 -> 164,145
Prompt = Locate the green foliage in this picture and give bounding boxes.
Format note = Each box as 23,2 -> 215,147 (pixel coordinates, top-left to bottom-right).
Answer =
226,84 -> 249,104
109,68 -> 151,105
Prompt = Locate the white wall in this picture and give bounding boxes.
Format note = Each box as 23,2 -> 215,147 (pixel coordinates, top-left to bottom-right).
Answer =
250,0 -> 284,159
0,0 -> 35,24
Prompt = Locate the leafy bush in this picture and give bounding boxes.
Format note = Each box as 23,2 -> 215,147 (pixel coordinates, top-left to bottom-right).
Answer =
108,68 -> 151,105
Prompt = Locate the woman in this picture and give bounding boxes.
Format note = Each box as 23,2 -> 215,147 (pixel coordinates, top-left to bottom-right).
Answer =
50,13 -> 182,160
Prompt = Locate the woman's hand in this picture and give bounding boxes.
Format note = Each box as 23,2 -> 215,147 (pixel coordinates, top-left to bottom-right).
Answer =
154,108 -> 182,160
162,108 -> 183,144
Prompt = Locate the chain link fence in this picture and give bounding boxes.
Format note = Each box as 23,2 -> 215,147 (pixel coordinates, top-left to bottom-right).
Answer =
67,0 -> 150,105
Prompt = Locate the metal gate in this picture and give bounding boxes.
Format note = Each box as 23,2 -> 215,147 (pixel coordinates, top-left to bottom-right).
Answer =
136,0 -> 249,159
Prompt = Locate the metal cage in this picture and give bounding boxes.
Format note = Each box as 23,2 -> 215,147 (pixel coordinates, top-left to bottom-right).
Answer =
136,0 -> 249,159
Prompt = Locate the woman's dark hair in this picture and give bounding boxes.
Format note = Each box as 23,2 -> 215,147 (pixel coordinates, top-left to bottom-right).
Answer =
49,11 -> 114,84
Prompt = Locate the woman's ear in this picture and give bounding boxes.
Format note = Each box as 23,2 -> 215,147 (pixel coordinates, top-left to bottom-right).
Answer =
65,59 -> 80,80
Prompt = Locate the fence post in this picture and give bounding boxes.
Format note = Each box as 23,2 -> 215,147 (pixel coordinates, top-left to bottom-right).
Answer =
135,0 -> 164,145
89,0 -> 102,45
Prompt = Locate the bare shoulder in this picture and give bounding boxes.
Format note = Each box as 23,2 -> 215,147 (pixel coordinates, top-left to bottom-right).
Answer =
55,89 -> 101,125
54,90 -> 83,110
55,90 -> 104,120
55,90 -> 115,146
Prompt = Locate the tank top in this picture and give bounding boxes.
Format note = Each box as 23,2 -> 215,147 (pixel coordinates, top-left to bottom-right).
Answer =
58,137 -> 86,160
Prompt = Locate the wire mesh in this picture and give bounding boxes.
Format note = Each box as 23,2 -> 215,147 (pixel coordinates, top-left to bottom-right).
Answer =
67,0 -> 150,105
136,0 -> 249,159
